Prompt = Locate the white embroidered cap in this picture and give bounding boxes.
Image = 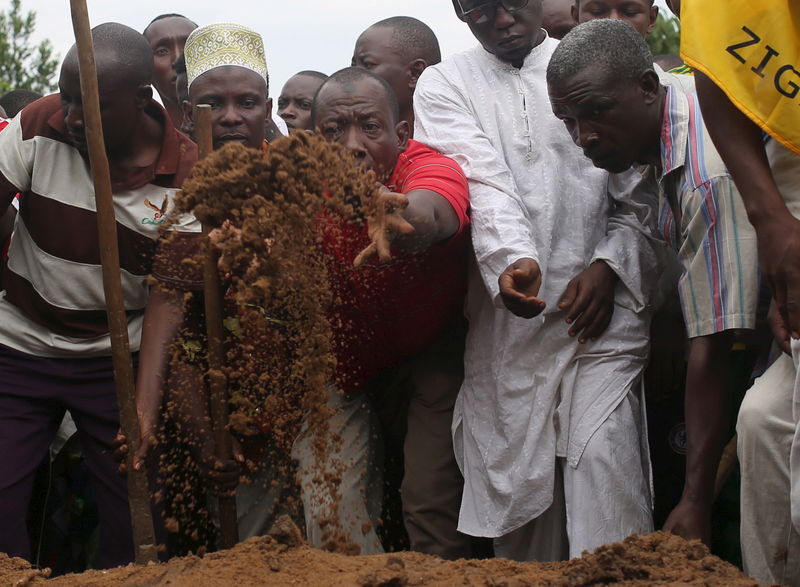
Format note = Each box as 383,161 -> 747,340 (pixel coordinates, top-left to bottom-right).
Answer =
184,23 -> 268,88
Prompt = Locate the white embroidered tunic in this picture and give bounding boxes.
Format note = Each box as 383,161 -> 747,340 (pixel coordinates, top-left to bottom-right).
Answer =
414,37 -> 660,538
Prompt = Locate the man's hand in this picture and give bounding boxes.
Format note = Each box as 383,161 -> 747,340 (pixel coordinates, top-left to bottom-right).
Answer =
757,213 -> 800,340
208,220 -> 268,275
354,185 -> 415,267
194,435 -> 244,497
768,297 -> 792,355
113,428 -> 157,475
558,260 -> 618,343
116,428 -> 244,496
499,258 -> 546,318
663,497 -> 712,546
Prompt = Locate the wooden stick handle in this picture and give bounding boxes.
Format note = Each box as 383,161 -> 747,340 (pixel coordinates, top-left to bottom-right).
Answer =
69,0 -> 157,564
195,105 -> 239,548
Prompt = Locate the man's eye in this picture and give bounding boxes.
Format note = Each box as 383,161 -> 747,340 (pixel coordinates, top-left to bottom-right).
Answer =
363,122 -> 381,133
155,47 -> 170,57
300,101 -> 312,110
242,99 -> 257,108
323,126 -> 341,138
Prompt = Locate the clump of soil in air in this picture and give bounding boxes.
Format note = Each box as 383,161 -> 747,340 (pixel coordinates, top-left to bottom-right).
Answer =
152,133 -> 379,554
0,528 -> 769,586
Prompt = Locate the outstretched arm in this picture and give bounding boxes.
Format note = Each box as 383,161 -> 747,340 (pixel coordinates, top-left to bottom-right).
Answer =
128,282 -> 185,471
663,330 -> 733,545
566,168 -> 663,341
355,185 -> 460,266
414,66 -> 539,305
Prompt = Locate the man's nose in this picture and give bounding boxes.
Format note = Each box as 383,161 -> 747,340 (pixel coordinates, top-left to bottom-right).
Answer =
577,121 -> 598,149
492,5 -> 516,28
342,126 -> 367,158
64,103 -> 84,128
219,103 -> 241,125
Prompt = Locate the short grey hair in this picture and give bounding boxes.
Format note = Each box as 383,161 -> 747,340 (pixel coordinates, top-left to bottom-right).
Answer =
546,19 -> 653,86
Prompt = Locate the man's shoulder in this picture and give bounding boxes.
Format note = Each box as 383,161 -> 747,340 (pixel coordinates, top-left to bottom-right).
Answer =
421,46 -> 484,81
669,91 -> 730,189
395,140 -> 465,181
18,94 -> 67,143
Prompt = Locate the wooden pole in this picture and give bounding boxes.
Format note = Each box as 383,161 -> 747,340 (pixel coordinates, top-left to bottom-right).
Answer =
195,105 -> 239,548
69,0 -> 158,565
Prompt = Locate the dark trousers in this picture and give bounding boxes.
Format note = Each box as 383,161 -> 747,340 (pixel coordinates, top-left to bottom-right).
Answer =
367,318 -> 474,559
0,344 -> 134,568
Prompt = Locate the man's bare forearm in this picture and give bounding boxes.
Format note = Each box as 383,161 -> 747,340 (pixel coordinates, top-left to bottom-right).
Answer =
394,188 -> 459,253
683,332 -> 733,505
135,283 -> 185,437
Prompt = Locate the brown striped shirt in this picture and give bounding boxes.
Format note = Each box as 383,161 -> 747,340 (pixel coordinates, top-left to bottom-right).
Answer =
0,94 -> 199,357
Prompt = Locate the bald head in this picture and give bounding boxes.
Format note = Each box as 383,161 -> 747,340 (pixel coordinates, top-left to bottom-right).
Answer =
313,67 -> 400,129
62,22 -> 153,88
364,16 -> 441,66
58,23 -> 159,158
352,16 -> 439,129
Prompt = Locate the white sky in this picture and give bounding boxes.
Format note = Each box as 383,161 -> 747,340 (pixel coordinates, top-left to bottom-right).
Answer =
18,0 -> 674,97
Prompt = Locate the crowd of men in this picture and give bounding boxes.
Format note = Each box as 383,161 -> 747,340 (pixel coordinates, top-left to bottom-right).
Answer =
0,1 -> 797,585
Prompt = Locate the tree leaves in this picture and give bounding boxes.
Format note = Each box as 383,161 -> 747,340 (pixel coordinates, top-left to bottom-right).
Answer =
0,0 -> 59,95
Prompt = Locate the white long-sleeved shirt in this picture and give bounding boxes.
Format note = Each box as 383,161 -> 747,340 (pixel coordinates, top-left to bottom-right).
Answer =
414,37 -> 661,538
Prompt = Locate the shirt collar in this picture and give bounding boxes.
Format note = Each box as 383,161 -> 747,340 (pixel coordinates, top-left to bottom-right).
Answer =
658,85 -> 690,179
479,30 -> 551,71
46,98 -> 182,188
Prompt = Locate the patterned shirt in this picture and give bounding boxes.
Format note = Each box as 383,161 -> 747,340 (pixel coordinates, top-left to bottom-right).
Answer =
0,94 -> 198,357
657,86 -> 758,338
668,64 -> 694,76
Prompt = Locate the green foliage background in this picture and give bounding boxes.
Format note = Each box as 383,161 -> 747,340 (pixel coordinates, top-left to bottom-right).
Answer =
646,12 -> 681,56
0,0 -> 59,95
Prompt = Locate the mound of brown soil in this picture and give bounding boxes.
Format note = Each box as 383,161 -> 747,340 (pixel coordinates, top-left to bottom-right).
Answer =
1,528 -> 765,586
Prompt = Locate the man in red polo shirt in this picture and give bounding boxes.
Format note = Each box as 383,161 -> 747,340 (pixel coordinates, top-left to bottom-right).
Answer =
292,67 -> 472,558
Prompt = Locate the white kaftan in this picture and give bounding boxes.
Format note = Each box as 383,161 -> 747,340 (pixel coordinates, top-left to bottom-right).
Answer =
414,37 -> 660,541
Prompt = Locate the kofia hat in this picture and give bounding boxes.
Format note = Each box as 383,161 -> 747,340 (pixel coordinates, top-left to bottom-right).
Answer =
184,23 -> 268,88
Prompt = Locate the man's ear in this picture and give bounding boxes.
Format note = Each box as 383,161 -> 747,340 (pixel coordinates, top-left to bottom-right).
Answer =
408,59 -> 427,90
571,3 -> 580,24
647,5 -> 659,34
135,85 -> 153,109
265,96 -> 273,124
640,69 -> 661,104
182,99 -> 195,134
395,119 -> 410,152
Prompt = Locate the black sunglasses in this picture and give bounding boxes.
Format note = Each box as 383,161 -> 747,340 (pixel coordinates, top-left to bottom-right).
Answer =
456,0 -> 531,24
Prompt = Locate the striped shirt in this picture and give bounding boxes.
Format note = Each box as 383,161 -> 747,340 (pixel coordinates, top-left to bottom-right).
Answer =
0,94 -> 199,357
657,86 -> 758,338
668,64 -> 694,76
